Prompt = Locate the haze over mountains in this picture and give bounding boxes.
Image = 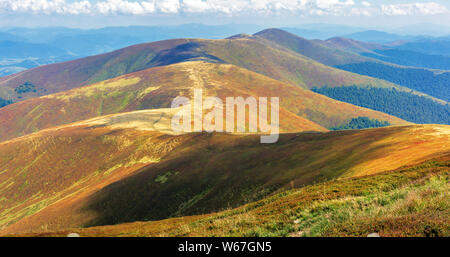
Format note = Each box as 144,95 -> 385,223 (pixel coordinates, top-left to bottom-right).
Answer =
1,23 -> 450,77
0,24 -> 449,237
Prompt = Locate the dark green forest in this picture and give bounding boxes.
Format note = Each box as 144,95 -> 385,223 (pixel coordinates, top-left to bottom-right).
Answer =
331,117 -> 390,130
0,97 -> 12,108
335,62 -> 450,102
14,82 -> 37,94
312,86 -> 450,125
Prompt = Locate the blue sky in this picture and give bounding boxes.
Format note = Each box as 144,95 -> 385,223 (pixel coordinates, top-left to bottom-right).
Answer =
1,0 -> 450,28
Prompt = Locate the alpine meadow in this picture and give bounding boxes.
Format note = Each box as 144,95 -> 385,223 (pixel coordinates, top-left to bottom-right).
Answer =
0,0 -> 449,248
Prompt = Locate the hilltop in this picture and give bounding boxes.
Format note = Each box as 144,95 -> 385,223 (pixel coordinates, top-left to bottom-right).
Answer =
0,61 -> 408,142
0,32 -> 401,102
2,28 -> 446,127
323,37 -> 386,54
254,28 -> 373,65
252,28 -> 450,104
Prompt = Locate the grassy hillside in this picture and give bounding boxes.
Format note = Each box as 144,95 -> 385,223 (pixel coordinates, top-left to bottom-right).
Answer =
0,61 -> 409,142
0,123 -> 448,235
0,38 -> 191,101
0,28 -> 447,239
1,29 -> 441,129
0,110 -> 204,234
253,29 -> 449,104
254,29 -> 372,65
0,117 -> 189,234
197,36 -> 396,90
0,32 -> 401,102
27,154 -> 449,237
323,37 -> 386,54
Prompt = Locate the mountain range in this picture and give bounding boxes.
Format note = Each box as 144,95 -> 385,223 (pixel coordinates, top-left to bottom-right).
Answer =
2,28 -> 448,126
0,26 -> 448,237
1,24 -> 450,77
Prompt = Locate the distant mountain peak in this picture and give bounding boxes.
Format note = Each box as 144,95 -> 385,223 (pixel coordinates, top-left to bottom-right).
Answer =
226,33 -> 255,39
255,28 -> 286,34
254,28 -> 308,40
325,37 -> 384,53
326,37 -> 356,43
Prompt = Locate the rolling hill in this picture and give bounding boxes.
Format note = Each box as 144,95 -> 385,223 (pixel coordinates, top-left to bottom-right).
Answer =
0,27 -> 448,238
250,28 -> 450,106
323,37 -> 386,54
0,111 -> 187,234
0,117 -> 448,235
0,32 -> 402,103
254,28 -> 373,66
226,30 -> 450,124
4,25 -> 263,56
2,28 -> 446,128
0,61 -> 409,142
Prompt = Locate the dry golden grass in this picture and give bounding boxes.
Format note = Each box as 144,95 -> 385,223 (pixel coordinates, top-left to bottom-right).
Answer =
0,61 -> 410,142
0,121 -> 447,236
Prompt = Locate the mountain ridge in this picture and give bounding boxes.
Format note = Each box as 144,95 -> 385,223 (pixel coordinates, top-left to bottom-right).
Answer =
0,61 -> 411,142
0,123 -> 448,235
0,32 -> 409,103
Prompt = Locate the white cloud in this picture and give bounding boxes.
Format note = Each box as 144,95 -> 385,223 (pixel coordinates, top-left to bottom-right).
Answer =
315,0 -> 354,9
182,0 -> 210,13
350,7 -> 372,16
361,1 -> 370,7
66,1 -> 92,15
0,0 -> 89,14
156,0 -> 180,13
0,0 -> 447,16
141,1 -> 156,13
97,0 -> 150,15
381,2 -> 448,16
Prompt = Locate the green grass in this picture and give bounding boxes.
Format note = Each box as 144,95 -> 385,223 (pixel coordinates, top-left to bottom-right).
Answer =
25,155 -> 449,237
291,175 -> 448,237
154,171 -> 178,184
195,157 -> 449,237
